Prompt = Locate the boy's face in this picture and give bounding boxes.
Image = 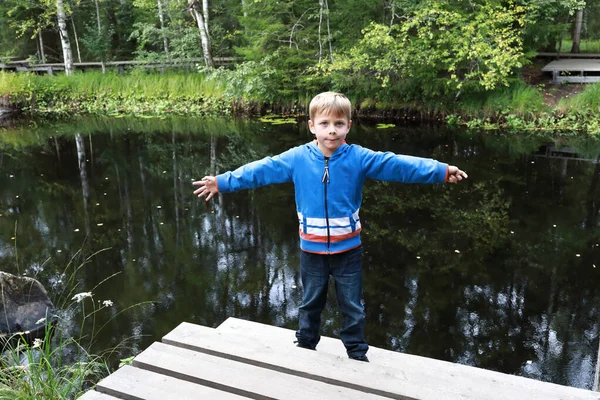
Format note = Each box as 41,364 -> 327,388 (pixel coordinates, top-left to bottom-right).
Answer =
308,112 -> 352,157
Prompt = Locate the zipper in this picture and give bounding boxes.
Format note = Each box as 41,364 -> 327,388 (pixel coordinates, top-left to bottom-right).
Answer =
322,157 -> 331,253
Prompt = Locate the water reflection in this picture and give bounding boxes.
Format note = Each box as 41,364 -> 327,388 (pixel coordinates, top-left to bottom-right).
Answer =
0,117 -> 599,389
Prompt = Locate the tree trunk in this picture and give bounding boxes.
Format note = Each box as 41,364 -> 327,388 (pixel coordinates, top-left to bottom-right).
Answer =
94,0 -> 106,73
324,0 -> 333,63
56,0 -> 74,76
70,18 -> 82,63
241,0 -> 247,17
318,0 -> 323,63
189,1 -> 214,67
38,31 -> 46,63
571,8 -> 583,53
158,0 -> 170,60
202,0 -> 209,28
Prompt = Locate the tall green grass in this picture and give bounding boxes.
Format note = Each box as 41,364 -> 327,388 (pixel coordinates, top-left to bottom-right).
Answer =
0,70 -> 227,108
0,325 -> 109,400
0,248 -> 151,399
558,82 -> 600,113
458,82 -> 546,117
60,70 -> 226,99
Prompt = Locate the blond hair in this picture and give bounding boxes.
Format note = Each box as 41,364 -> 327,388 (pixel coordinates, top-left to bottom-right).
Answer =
309,92 -> 351,121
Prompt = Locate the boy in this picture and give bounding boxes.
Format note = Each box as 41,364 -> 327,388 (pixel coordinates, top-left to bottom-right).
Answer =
193,92 -> 467,362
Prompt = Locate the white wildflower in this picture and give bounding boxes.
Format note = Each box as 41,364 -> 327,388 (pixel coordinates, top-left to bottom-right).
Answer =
102,300 -> 114,307
35,318 -> 46,325
32,338 -> 43,349
72,292 -> 93,303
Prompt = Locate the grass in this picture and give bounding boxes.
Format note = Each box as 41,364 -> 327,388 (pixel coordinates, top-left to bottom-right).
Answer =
557,39 -> 600,53
557,82 -> 600,113
0,325 -> 109,400
457,82 -> 546,117
0,70 -> 226,102
0,247 -> 152,399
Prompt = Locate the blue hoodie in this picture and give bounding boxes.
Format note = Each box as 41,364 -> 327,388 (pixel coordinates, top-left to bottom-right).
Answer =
216,141 -> 448,254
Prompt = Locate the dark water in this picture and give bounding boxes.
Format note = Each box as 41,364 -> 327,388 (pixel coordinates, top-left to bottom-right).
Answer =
1,116 -> 600,389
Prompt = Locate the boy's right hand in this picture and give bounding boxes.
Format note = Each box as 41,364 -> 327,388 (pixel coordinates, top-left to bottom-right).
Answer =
193,176 -> 218,201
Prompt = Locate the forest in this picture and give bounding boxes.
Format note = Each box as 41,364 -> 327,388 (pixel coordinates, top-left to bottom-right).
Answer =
1,0 -> 600,109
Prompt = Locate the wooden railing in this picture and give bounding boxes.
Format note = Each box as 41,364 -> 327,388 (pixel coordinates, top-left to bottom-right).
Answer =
0,57 -> 236,75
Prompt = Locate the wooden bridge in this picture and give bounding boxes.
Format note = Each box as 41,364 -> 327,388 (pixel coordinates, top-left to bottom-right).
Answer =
78,317 -> 600,400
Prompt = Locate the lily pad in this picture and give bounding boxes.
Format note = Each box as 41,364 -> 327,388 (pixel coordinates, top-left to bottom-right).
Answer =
260,116 -> 297,125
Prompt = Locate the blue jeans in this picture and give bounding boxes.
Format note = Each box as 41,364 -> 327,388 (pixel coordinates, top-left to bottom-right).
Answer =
295,246 -> 369,358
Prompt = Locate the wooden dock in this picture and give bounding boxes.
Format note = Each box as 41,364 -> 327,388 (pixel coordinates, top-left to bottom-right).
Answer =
542,59 -> 600,83
79,318 -> 600,400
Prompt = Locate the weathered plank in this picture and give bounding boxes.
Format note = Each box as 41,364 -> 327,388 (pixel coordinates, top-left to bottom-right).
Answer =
542,59 -> 600,72
537,52 -> 600,58
133,341 -> 389,400
217,318 -> 600,400
78,391 -> 121,400
164,322 -> 493,400
95,364 -> 247,400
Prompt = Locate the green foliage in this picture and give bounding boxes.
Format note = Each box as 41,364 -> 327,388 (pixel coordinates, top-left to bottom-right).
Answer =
330,1 -> 529,100
202,58 -> 278,101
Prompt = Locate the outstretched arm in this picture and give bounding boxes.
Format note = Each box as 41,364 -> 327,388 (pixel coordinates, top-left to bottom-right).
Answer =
193,176 -> 218,201
446,166 -> 468,184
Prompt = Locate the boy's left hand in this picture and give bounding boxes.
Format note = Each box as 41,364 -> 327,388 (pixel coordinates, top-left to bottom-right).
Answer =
447,165 -> 468,184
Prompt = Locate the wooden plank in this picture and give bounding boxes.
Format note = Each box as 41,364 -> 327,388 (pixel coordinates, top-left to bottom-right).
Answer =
134,341 -> 388,400
164,322 -> 512,400
537,52 -> 600,58
78,391 -> 121,400
542,59 -> 600,72
95,365 -> 248,400
216,318 -> 600,400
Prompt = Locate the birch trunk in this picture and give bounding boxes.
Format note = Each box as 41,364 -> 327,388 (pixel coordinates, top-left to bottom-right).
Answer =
94,0 -> 106,73
189,1 -> 214,67
56,0 -> 74,75
71,18 -> 82,63
158,0 -> 170,60
571,8 -> 583,53
202,0 -> 209,28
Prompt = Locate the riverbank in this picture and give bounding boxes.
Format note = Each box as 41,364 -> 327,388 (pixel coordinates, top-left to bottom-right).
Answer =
0,70 -> 598,135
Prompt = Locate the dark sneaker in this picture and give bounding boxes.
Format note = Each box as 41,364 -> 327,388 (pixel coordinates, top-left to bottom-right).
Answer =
294,340 -> 316,350
349,355 -> 369,362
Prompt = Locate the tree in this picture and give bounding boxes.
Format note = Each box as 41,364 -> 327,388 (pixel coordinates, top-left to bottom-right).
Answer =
157,0 -> 170,60
56,0 -> 74,75
94,0 -> 107,72
188,0 -> 214,67
570,7 -> 583,52
329,1 -> 528,100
